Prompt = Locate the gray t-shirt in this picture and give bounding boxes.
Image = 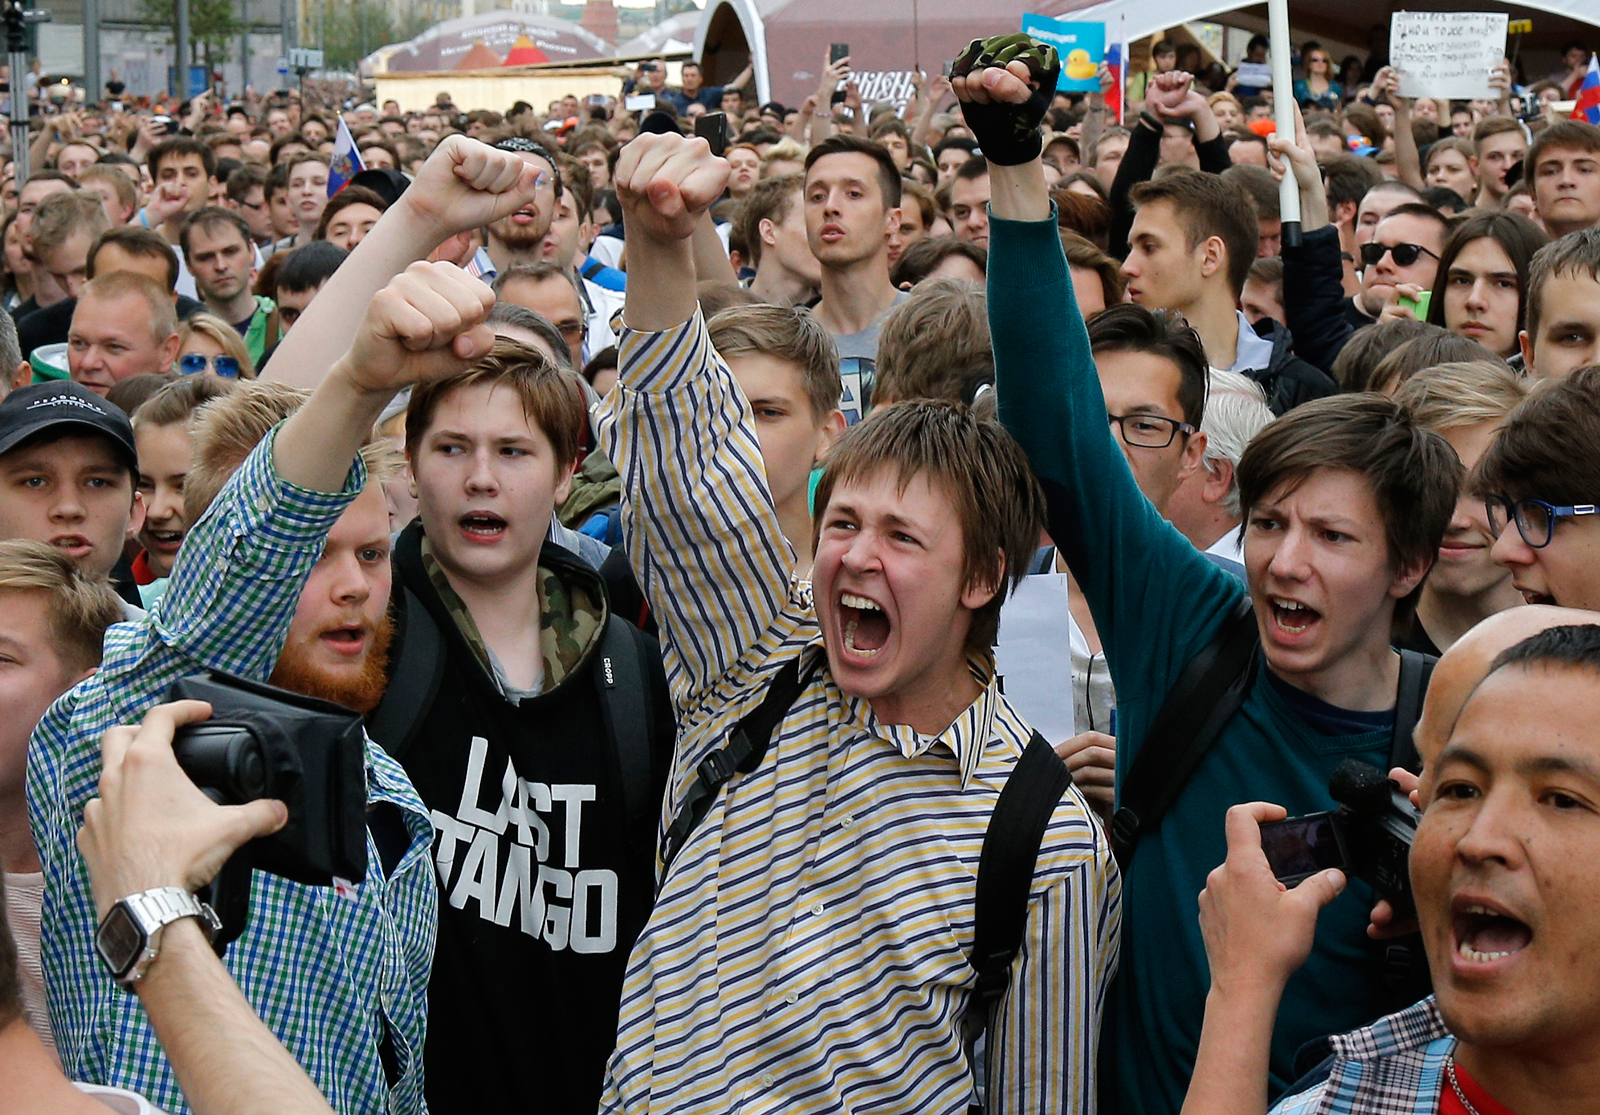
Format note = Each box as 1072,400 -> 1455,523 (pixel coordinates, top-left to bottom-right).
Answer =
826,289 -> 911,362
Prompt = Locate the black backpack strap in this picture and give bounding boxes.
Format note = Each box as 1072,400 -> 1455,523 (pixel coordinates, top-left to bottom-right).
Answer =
1110,596 -> 1260,869
594,614 -> 654,830
659,651 -> 822,870
367,586 -> 447,763
1389,649 -> 1435,775
963,731 -> 1075,1115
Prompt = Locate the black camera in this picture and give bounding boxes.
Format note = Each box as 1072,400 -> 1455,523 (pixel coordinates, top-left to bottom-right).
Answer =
167,671 -> 369,949
1260,759 -> 1419,913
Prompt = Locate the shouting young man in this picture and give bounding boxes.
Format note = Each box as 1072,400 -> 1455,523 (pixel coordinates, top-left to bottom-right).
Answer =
595,128 -> 1117,1113
957,34 -> 1460,1115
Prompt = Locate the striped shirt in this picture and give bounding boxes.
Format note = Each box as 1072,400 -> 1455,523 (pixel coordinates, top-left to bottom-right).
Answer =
27,428 -> 439,1115
594,311 -> 1121,1115
1271,998 -> 1452,1115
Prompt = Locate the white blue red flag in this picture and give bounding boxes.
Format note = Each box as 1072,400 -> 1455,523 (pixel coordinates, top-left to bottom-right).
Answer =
1574,54 -> 1600,125
1104,42 -> 1124,123
327,116 -> 365,196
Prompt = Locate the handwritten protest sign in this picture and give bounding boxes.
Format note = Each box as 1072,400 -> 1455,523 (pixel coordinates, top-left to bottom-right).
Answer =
1390,11 -> 1508,99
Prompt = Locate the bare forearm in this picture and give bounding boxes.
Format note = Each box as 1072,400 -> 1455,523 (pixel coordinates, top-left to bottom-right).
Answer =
691,213 -> 736,284
1393,101 -> 1423,190
988,158 -> 1051,223
136,921 -> 336,1115
622,233 -> 698,330
1179,984 -> 1279,1115
261,196 -> 445,389
273,362 -> 391,492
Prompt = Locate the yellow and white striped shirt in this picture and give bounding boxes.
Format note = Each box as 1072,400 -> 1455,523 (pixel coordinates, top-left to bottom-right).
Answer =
596,311 -> 1121,1115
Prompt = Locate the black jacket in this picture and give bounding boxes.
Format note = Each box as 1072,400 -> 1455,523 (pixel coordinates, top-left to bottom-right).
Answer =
386,523 -> 673,1115
1242,317 -> 1339,415
1282,224 -> 1375,375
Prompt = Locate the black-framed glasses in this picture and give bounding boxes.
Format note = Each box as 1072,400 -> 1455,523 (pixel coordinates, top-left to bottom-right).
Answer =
1108,412 -> 1194,449
1484,495 -> 1599,548
1360,241 -> 1440,268
179,353 -> 241,379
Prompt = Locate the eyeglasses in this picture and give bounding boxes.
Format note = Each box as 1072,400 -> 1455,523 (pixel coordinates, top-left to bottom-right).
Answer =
179,353 -> 241,379
1108,412 -> 1194,449
1485,495 -> 1599,548
1359,241 -> 1440,268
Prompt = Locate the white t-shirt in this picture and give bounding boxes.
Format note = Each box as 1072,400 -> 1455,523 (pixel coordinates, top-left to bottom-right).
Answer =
994,571 -> 1117,743
3,870 -> 55,1062
75,1082 -> 171,1114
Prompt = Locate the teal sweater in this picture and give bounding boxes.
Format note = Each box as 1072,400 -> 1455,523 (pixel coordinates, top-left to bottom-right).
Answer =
990,213 -> 1397,1115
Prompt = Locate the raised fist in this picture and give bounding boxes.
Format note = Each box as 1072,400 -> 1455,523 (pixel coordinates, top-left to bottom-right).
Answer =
949,33 -> 1060,165
614,131 -> 730,243
341,261 -> 496,395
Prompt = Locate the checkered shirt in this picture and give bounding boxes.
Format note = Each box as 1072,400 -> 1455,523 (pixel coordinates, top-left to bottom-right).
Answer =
27,427 -> 439,1115
1271,997 -> 1453,1115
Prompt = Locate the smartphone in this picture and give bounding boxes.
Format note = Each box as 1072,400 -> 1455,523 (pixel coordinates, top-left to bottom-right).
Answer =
695,111 -> 728,158
586,93 -> 607,107
1398,290 -> 1432,320
1259,812 -> 1348,887
830,43 -> 850,65
624,93 -> 656,112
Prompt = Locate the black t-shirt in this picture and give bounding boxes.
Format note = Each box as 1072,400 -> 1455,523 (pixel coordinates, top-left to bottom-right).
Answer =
387,523 -> 672,1115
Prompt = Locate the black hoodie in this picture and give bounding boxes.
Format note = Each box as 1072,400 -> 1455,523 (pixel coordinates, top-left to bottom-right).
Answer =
388,521 -> 672,1115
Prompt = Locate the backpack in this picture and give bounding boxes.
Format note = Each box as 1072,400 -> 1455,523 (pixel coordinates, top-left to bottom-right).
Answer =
366,585 -> 662,843
659,653 -> 1077,1115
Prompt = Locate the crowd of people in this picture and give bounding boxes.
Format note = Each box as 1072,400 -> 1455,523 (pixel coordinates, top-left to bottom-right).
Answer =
1,18 -> 1600,1115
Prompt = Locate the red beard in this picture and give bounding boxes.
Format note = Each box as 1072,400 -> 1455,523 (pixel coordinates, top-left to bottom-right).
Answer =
268,612 -> 394,715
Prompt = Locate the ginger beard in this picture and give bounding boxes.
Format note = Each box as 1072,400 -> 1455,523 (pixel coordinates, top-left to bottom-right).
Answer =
269,609 -> 393,714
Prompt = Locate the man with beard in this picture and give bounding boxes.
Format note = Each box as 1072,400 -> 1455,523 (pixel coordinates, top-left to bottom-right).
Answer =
27,134 -> 546,1115
803,134 -> 907,360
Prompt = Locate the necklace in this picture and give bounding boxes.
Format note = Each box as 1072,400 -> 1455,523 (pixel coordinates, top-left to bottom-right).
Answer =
1445,1053 -> 1481,1115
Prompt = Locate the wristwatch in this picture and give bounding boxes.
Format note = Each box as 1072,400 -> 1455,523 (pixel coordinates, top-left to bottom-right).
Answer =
95,886 -> 221,988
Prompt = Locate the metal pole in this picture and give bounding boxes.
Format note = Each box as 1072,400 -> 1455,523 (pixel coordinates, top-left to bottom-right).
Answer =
175,0 -> 190,98
1267,0 -> 1301,249
7,1 -> 29,180
83,0 -> 100,105
240,0 -> 250,94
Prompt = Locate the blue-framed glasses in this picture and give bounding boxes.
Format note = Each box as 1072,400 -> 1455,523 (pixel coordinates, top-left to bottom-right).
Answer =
179,353 -> 241,379
1485,495 -> 1598,549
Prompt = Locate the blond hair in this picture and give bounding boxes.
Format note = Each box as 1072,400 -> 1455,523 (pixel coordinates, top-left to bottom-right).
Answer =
80,270 -> 178,345
185,381 -> 400,525
178,311 -> 256,378
30,189 -> 111,260
707,305 -> 841,423
0,539 -> 124,672
1392,360 -> 1531,434
874,279 -> 992,406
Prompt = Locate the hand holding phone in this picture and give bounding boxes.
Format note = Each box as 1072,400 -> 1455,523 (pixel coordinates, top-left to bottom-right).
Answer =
695,111 -> 728,158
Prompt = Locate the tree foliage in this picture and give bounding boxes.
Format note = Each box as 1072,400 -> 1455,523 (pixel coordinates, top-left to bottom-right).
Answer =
318,1 -> 433,72
137,0 -> 244,66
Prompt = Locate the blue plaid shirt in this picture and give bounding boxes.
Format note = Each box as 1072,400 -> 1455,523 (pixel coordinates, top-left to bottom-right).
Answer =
28,427 -> 438,1115
1271,997 -> 1452,1115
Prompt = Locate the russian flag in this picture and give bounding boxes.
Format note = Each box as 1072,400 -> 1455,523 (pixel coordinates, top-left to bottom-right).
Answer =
327,116 -> 365,197
1105,42 -> 1124,124
1575,53 -> 1600,125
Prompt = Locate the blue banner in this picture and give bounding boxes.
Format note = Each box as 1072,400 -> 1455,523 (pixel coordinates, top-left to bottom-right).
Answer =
1020,14 -> 1106,93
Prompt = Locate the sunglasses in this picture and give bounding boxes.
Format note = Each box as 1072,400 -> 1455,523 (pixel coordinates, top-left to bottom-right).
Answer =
179,353 -> 241,379
1360,241 -> 1440,268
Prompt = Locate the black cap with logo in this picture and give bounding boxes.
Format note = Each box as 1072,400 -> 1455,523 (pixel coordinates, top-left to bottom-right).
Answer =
0,382 -> 138,471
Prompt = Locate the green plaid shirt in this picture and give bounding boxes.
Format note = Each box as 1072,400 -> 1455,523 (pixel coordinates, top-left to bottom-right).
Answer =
28,426 -> 439,1115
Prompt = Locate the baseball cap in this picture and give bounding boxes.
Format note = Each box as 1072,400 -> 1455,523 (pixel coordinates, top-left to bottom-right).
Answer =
348,167 -> 410,208
0,382 -> 138,471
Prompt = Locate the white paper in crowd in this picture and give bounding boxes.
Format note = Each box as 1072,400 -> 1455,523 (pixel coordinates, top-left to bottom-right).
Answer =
1389,11 -> 1508,99
624,93 -> 657,111
1233,62 -> 1274,88
994,573 -> 1076,742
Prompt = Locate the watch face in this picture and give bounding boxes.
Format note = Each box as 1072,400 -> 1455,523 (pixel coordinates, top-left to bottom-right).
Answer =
95,903 -> 144,976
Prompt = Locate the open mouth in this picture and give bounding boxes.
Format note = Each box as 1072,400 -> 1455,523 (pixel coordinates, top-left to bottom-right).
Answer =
319,625 -> 368,656
838,591 -> 891,657
1517,585 -> 1557,605
147,528 -> 184,553
1268,596 -> 1321,637
51,534 -> 92,557
459,511 -> 507,542
1453,902 -> 1532,965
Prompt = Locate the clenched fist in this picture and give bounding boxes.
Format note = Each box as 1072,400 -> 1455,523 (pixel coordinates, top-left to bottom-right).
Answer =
614,132 -> 730,243
340,260 -> 496,395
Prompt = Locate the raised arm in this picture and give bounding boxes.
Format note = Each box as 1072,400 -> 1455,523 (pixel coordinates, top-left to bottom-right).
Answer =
1370,68 -> 1424,191
599,134 -> 794,706
263,135 -> 543,389
1271,104 -> 1352,374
